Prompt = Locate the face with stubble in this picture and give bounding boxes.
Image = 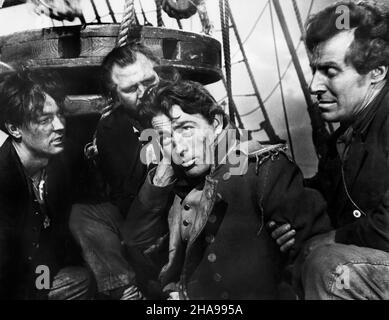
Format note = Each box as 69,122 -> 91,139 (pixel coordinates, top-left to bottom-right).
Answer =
110,52 -> 159,116
152,104 -> 222,178
15,93 -> 66,158
309,30 -> 376,123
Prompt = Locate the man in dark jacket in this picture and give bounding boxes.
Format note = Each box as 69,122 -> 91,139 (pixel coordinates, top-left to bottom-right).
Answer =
0,70 -> 94,299
69,43 -> 158,299
120,80 -> 331,299
272,1 -> 389,299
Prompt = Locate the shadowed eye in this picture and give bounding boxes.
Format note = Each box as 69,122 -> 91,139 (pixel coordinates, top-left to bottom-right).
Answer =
38,116 -> 52,125
122,86 -> 137,94
180,126 -> 194,137
142,76 -> 157,87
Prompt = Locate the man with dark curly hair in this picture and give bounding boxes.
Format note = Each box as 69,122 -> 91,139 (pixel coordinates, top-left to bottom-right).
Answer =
0,70 -> 94,299
273,1 -> 389,299
119,79 -> 331,300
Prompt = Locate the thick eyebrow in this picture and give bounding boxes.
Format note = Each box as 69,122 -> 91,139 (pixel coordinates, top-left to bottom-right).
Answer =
172,120 -> 197,130
142,74 -> 157,84
36,111 -> 56,118
311,61 -> 341,70
121,83 -> 137,91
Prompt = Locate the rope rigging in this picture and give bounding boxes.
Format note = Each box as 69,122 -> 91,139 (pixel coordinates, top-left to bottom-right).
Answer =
90,0 -> 102,23
138,0 -> 152,26
237,41 -> 303,118
230,0 -> 314,119
291,0 -> 304,36
117,0 -> 136,47
105,0 -> 117,23
231,0 -> 270,59
155,0 -> 165,27
269,1 -> 295,160
219,0 -> 237,125
1,0 -> 323,151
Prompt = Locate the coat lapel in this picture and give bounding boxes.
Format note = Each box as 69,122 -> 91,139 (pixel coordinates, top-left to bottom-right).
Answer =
343,134 -> 368,189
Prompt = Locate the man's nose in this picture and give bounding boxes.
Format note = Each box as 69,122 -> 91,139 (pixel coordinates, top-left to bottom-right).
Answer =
309,71 -> 326,95
173,134 -> 188,157
52,115 -> 65,131
137,84 -> 146,100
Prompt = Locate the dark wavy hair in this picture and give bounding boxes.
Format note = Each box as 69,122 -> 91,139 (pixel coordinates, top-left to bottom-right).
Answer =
140,80 -> 228,128
100,42 -> 160,99
0,69 -> 65,134
305,1 -> 389,75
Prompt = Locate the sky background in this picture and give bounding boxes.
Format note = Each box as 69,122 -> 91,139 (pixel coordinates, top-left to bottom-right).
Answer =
0,0 -> 342,176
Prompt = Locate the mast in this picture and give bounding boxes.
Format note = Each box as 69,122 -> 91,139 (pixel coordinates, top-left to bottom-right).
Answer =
272,0 -> 313,111
272,0 -> 330,159
224,2 -> 282,143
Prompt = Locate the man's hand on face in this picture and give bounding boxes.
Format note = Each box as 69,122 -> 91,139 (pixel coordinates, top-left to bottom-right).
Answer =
153,148 -> 176,187
153,159 -> 176,187
267,221 -> 296,253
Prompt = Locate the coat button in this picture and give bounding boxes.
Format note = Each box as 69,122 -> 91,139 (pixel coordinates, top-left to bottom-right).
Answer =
208,253 -> 217,263
27,256 -> 32,261
208,215 -> 217,223
34,212 -> 39,215
223,172 -> 231,180
206,235 -> 215,244
353,210 -> 361,218
183,204 -> 191,210
213,273 -> 222,282
183,219 -> 190,227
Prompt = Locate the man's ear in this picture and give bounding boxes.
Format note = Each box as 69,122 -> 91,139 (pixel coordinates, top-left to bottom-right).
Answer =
370,66 -> 388,84
5,123 -> 22,140
213,114 -> 224,136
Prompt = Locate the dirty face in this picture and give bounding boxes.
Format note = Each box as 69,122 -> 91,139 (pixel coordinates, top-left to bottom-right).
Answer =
111,52 -> 159,116
17,93 -> 65,158
152,104 -> 221,178
309,30 -> 373,123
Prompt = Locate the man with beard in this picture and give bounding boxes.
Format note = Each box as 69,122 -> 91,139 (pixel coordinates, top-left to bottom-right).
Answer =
69,43 -> 159,300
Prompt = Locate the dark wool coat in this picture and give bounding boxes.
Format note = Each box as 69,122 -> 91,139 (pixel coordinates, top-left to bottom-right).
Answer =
96,107 -> 147,216
307,83 -> 389,252
0,138 -> 81,299
121,131 -> 331,300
